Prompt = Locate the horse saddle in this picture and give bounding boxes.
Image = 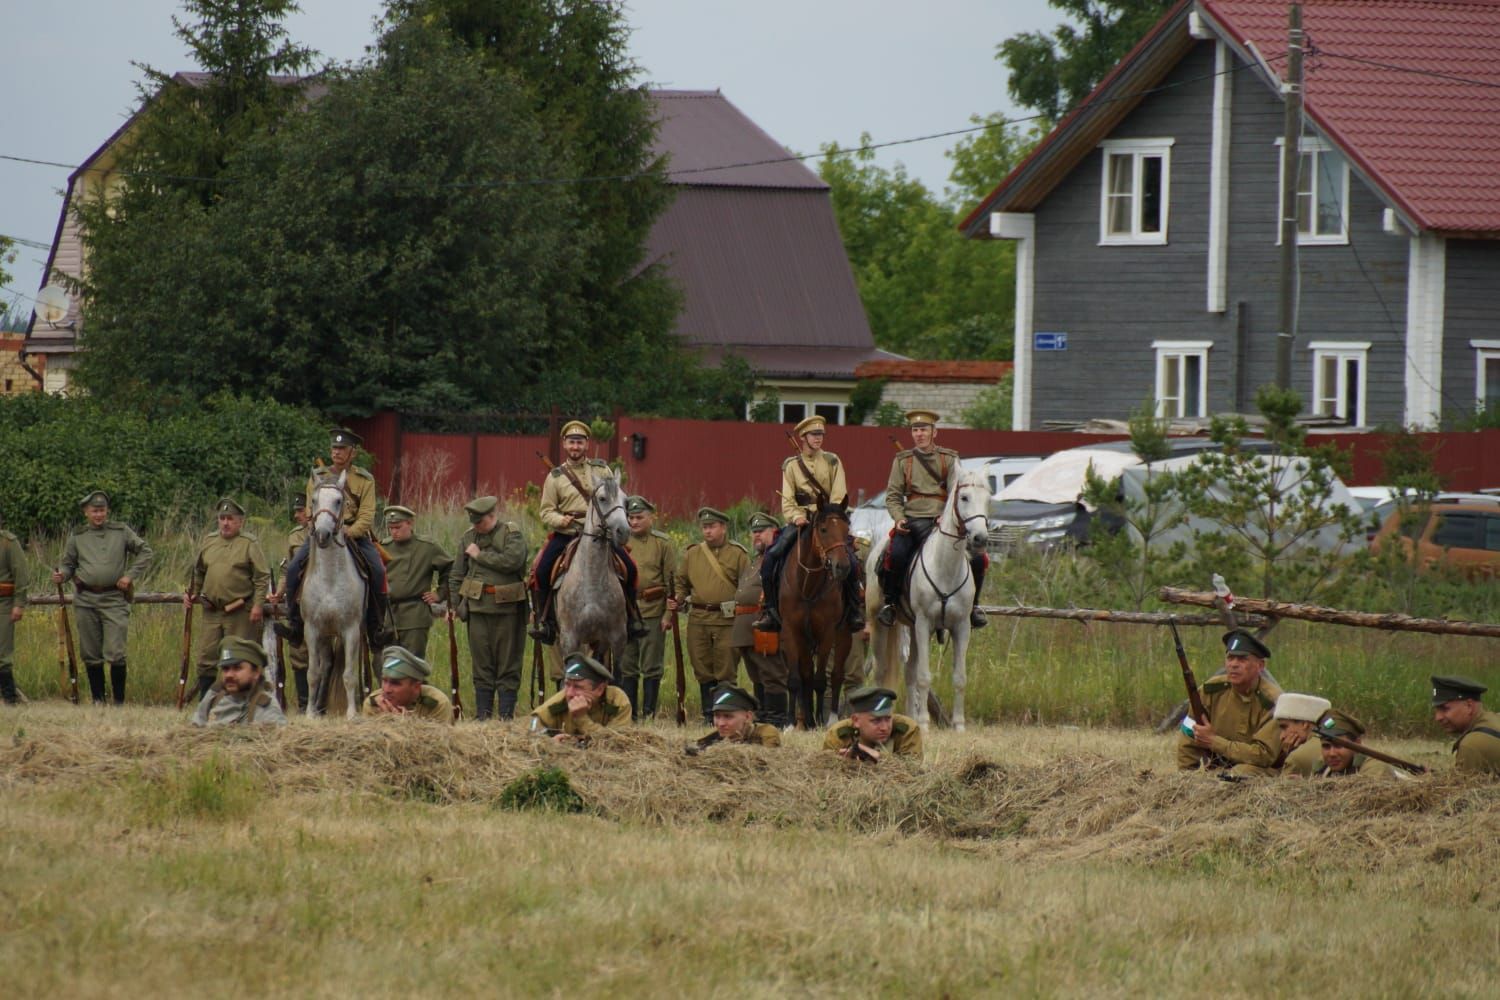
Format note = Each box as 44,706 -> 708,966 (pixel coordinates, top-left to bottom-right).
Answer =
546,538 -> 628,591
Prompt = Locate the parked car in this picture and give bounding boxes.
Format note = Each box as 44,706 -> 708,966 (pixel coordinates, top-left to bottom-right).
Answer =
1370,502 -> 1500,578
1365,492 -> 1500,540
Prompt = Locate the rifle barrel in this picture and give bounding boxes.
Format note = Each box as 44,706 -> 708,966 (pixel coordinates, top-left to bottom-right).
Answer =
1317,732 -> 1427,775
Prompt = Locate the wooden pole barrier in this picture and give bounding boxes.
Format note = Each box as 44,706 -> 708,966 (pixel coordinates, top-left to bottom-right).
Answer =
976,605 -> 1270,629
1158,587 -> 1500,639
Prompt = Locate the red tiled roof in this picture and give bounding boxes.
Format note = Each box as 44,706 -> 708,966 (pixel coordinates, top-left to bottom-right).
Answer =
854,360 -> 1013,383
1203,0 -> 1500,235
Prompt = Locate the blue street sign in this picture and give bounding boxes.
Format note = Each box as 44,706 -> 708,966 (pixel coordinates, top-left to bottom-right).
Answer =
1033,332 -> 1068,351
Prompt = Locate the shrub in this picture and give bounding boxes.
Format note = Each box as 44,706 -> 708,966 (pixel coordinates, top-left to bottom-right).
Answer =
499,766 -> 584,813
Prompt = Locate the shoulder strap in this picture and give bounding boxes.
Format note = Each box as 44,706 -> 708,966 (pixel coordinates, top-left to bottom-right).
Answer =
910,448 -> 945,488
698,546 -> 738,589
792,451 -> 828,505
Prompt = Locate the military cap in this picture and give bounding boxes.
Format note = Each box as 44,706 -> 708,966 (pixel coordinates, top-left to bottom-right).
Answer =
79,490 -> 110,509
848,686 -> 897,717
463,495 -> 499,524
216,497 -> 246,517
1431,675 -> 1486,707
1222,629 -> 1271,659
697,506 -> 730,525
384,504 -> 416,524
1318,709 -> 1366,740
380,645 -> 431,682
291,493 -> 307,513
218,636 -> 267,671
793,415 -> 827,437
747,511 -> 780,532
625,495 -> 656,516
560,419 -> 591,440
563,652 -> 613,685
329,426 -> 363,448
709,683 -> 758,714
905,408 -> 940,427
1273,692 -> 1331,723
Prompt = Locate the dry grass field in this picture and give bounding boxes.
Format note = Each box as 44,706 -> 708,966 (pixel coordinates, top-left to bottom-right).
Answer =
3,705 -> 1497,999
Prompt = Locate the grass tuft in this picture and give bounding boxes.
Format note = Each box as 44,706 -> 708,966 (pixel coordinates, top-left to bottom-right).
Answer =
499,766 -> 585,813
127,750 -> 261,825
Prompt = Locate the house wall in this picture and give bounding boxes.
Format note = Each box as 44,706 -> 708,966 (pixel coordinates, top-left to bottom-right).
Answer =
1,336 -> 37,394
873,380 -> 1001,428
1443,238 -> 1500,415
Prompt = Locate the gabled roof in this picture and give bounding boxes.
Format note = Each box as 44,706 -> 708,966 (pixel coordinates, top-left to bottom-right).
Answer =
854,360 -> 1013,383
963,0 -> 1500,238
649,90 -> 826,190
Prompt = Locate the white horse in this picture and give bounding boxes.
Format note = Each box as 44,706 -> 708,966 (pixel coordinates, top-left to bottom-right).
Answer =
303,472 -> 369,718
555,474 -> 631,670
866,468 -> 991,731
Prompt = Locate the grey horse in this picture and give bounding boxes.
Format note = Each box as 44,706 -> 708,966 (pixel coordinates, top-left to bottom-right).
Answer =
555,474 -> 631,670
303,471 -> 369,718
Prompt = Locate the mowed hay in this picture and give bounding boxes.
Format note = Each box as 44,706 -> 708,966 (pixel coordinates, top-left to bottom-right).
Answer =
3,720 -> 1495,873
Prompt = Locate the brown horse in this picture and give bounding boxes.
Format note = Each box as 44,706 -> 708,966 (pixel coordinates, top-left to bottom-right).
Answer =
778,501 -> 855,728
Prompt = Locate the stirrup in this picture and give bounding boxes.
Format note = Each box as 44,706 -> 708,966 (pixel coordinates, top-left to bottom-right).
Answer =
273,621 -> 303,644
753,609 -> 780,633
528,619 -> 557,645
845,610 -> 866,633
876,604 -> 897,626
627,617 -> 650,639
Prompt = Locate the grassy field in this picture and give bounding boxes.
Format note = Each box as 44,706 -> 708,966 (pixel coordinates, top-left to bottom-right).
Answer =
2,706 -> 1497,998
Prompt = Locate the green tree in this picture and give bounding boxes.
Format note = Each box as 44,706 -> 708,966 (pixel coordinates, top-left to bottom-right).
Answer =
961,374 -> 1014,430
997,0 -> 1174,121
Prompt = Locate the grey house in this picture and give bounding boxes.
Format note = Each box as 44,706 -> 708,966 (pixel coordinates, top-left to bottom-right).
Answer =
962,0 -> 1500,430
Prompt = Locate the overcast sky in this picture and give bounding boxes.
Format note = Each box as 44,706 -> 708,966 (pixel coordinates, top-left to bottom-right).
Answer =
1,0 -> 1059,304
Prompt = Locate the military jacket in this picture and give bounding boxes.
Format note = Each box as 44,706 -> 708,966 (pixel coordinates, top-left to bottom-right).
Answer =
696,723 -> 782,748
0,529 -> 27,606
286,524 -> 307,562
780,450 -> 848,523
674,540 -> 750,625
382,536 -> 454,602
450,521 -> 528,615
1178,672 -> 1284,768
61,522 -> 153,596
530,685 -> 633,736
191,680 -> 287,727
628,528 -> 677,618
823,714 -> 924,759
730,551 -> 766,647
885,446 -> 960,522
361,683 -> 453,723
305,464 -> 378,540
539,458 -> 613,535
191,531 -> 271,610
1453,708 -> 1500,775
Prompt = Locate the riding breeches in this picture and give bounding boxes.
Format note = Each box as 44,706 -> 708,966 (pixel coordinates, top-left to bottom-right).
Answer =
532,532 -> 638,597
284,535 -> 386,616
881,518 -> 936,599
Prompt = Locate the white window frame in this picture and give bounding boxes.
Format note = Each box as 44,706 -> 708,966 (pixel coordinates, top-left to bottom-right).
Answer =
1308,341 -> 1370,427
1152,340 -> 1211,418
1275,136 -> 1350,245
1099,138 -> 1174,246
1471,339 -> 1500,412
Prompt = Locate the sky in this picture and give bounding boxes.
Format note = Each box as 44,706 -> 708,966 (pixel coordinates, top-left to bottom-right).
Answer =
0,0 -> 1060,306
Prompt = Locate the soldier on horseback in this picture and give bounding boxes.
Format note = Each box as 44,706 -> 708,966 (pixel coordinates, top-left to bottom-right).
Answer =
528,420 -> 649,645
275,427 -> 393,649
753,415 -> 865,634
876,410 -> 988,629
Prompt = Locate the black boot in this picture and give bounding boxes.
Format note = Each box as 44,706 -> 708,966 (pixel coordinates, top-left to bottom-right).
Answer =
752,681 -> 766,716
85,664 -> 107,704
497,689 -> 518,720
196,674 -> 215,702
293,668 -> 309,712
527,591 -> 557,644
641,678 -> 661,719
763,691 -> 789,729
110,662 -> 127,705
753,606 -> 781,632
969,554 -> 988,628
367,592 -> 395,648
274,617 -> 303,645
699,681 -> 715,724
474,686 -> 494,721
622,586 -> 650,640
619,675 -> 639,719
844,582 -> 867,633
0,668 -> 19,705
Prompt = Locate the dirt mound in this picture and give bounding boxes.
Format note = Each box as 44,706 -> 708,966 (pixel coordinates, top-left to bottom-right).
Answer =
4,722 -> 1494,869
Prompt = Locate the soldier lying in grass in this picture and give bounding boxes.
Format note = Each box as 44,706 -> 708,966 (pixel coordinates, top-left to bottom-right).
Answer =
191,636 -> 286,727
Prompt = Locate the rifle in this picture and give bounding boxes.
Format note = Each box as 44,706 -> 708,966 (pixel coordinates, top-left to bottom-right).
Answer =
784,432 -> 830,508
447,611 -> 463,721
1168,616 -> 1210,725
847,737 -> 878,763
534,449 -> 592,508
175,589 -> 195,710
54,579 -> 79,705
684,731 -> 722,756
670,594 -> 687,727
1315,731 -> 1428,775
268,568 -> 286,712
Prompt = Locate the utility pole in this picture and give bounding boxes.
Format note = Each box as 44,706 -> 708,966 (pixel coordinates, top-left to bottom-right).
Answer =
1276,2 -> 1304,390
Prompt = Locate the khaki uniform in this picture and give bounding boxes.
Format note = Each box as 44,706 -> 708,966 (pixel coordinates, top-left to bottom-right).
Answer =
1175,672 -> 1283,770
530,685 -> 633,736
731,550 -> 788,694
1452,708 -> 1500,775
621,528 -> 676,683
361,683 -> 453,723
696,723 -> 782,748
190,531 -> 271,682
191,679 -> 287,727
283,526 -> 309,692
674,539 -> 750,684
823,714 -> 924,759
306,466 -> 378,540
451,519 -> 528,696
0,529 -> 28,678
539,458 -> 612,535
780,451 -> 848,523
884,446 -> 959,521
60,521 -> 153,666
381,534 -> 454,658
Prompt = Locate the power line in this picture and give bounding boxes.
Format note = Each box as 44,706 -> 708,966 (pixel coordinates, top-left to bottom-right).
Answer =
1312,49 -> 1500,91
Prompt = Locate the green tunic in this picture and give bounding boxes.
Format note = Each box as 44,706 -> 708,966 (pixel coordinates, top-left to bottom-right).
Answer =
191,680 -> 287,727
530,686 -> 633,736
189,530 -> 272,679
361,683 -> 453,723
60,521 -> 153,666
1175,672 -> 1283,770
450,519 -> 528,692
0,529 -> 28,675
381,534 -> 454,655
1453,708 -> 1500,775
823,714 -> 924,759
884,446 -> 960,521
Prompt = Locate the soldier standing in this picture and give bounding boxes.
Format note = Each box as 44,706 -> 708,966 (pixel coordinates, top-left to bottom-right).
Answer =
877,409 -> 988,629
670,507 -> 750,723
380,505 -> 454,659
619,495 -> 676,719
0,509 -> 27,705
754,415 -> 864,633
191,636 -> 287,727
53,491 -> 153,705
184,498 -> 271,701
451,496 -> 529,720
824,686 -> 924,761
361,645 -> 454,723
730,511 -> 790,728
1175,630 -> 1283,771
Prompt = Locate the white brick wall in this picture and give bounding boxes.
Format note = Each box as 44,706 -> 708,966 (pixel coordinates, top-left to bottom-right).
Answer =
865,382 -> 998,428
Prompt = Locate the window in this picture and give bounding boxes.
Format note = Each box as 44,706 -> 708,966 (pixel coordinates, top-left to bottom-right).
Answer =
1472,340 -> 1500,411
780,402 -> 806,424
1152,340 -> 1210,418
757,400 -> 846,425
1309,341 -> 1370,426
813,403 -> 844,425
1276,137 -> 1349,244
1099,139 -> 1173,244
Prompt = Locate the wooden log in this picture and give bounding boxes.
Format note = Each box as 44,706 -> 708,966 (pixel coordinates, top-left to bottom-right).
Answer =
1157,587 -> 1500,639
28,591 -> 288,615
976,605 -> 1270,628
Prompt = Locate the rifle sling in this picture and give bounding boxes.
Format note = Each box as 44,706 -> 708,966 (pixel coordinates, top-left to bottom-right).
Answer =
791,451 -> 829,507
908,449 -> 948,494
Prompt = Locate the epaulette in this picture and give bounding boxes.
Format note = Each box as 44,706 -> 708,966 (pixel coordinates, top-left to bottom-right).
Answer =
1256,689 -> 1278,711
782,456 -> 797,469
550,466 -> 565,479
651,529 -> 672,542
726,540 -> 748,554
895,448 -> 913,459
253,690 -> 272,708
240,530 -> 259,541
835,722 -> 856,742
419,694 -> 438,709
684,542 -> 701,554
348,466 -> 373,480
825,452 -> 840,466
1203,680 -> 1230,695
587,458 -> 610,469
202,531 -> 220,541
603,699 -> 623,719
892,718 -> 911,736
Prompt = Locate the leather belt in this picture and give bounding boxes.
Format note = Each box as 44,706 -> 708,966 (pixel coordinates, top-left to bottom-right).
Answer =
637,585 -> 666,600
390,595 -> 427,605
734,604 -> 760,616
0,583 -> 14,597
75,582 -> 120,594
690,602 -> 726,612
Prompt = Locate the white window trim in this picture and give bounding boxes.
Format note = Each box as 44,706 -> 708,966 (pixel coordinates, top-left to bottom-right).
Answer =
1098,138 -> 1174,246
1472,339 -> 1500,411
1275,136 -> 1350,246
1151,339 -> 1211,418
1308,341 -> 1370,427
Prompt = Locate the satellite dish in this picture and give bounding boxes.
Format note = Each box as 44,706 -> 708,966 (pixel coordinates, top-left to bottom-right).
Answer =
35,285 -> 71,326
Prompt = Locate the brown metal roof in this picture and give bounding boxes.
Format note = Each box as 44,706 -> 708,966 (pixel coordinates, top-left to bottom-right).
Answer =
696,344 -> 903,381
649,90 -> 826,190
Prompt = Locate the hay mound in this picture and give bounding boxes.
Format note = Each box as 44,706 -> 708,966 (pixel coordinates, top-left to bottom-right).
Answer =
4,722 -> 1495,870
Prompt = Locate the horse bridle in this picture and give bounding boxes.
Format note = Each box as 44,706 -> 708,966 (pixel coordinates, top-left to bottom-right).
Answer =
311,485 -> 349,548
935,483 -> 987,545
795,506 -> 851,571
583,481 -> 625,541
